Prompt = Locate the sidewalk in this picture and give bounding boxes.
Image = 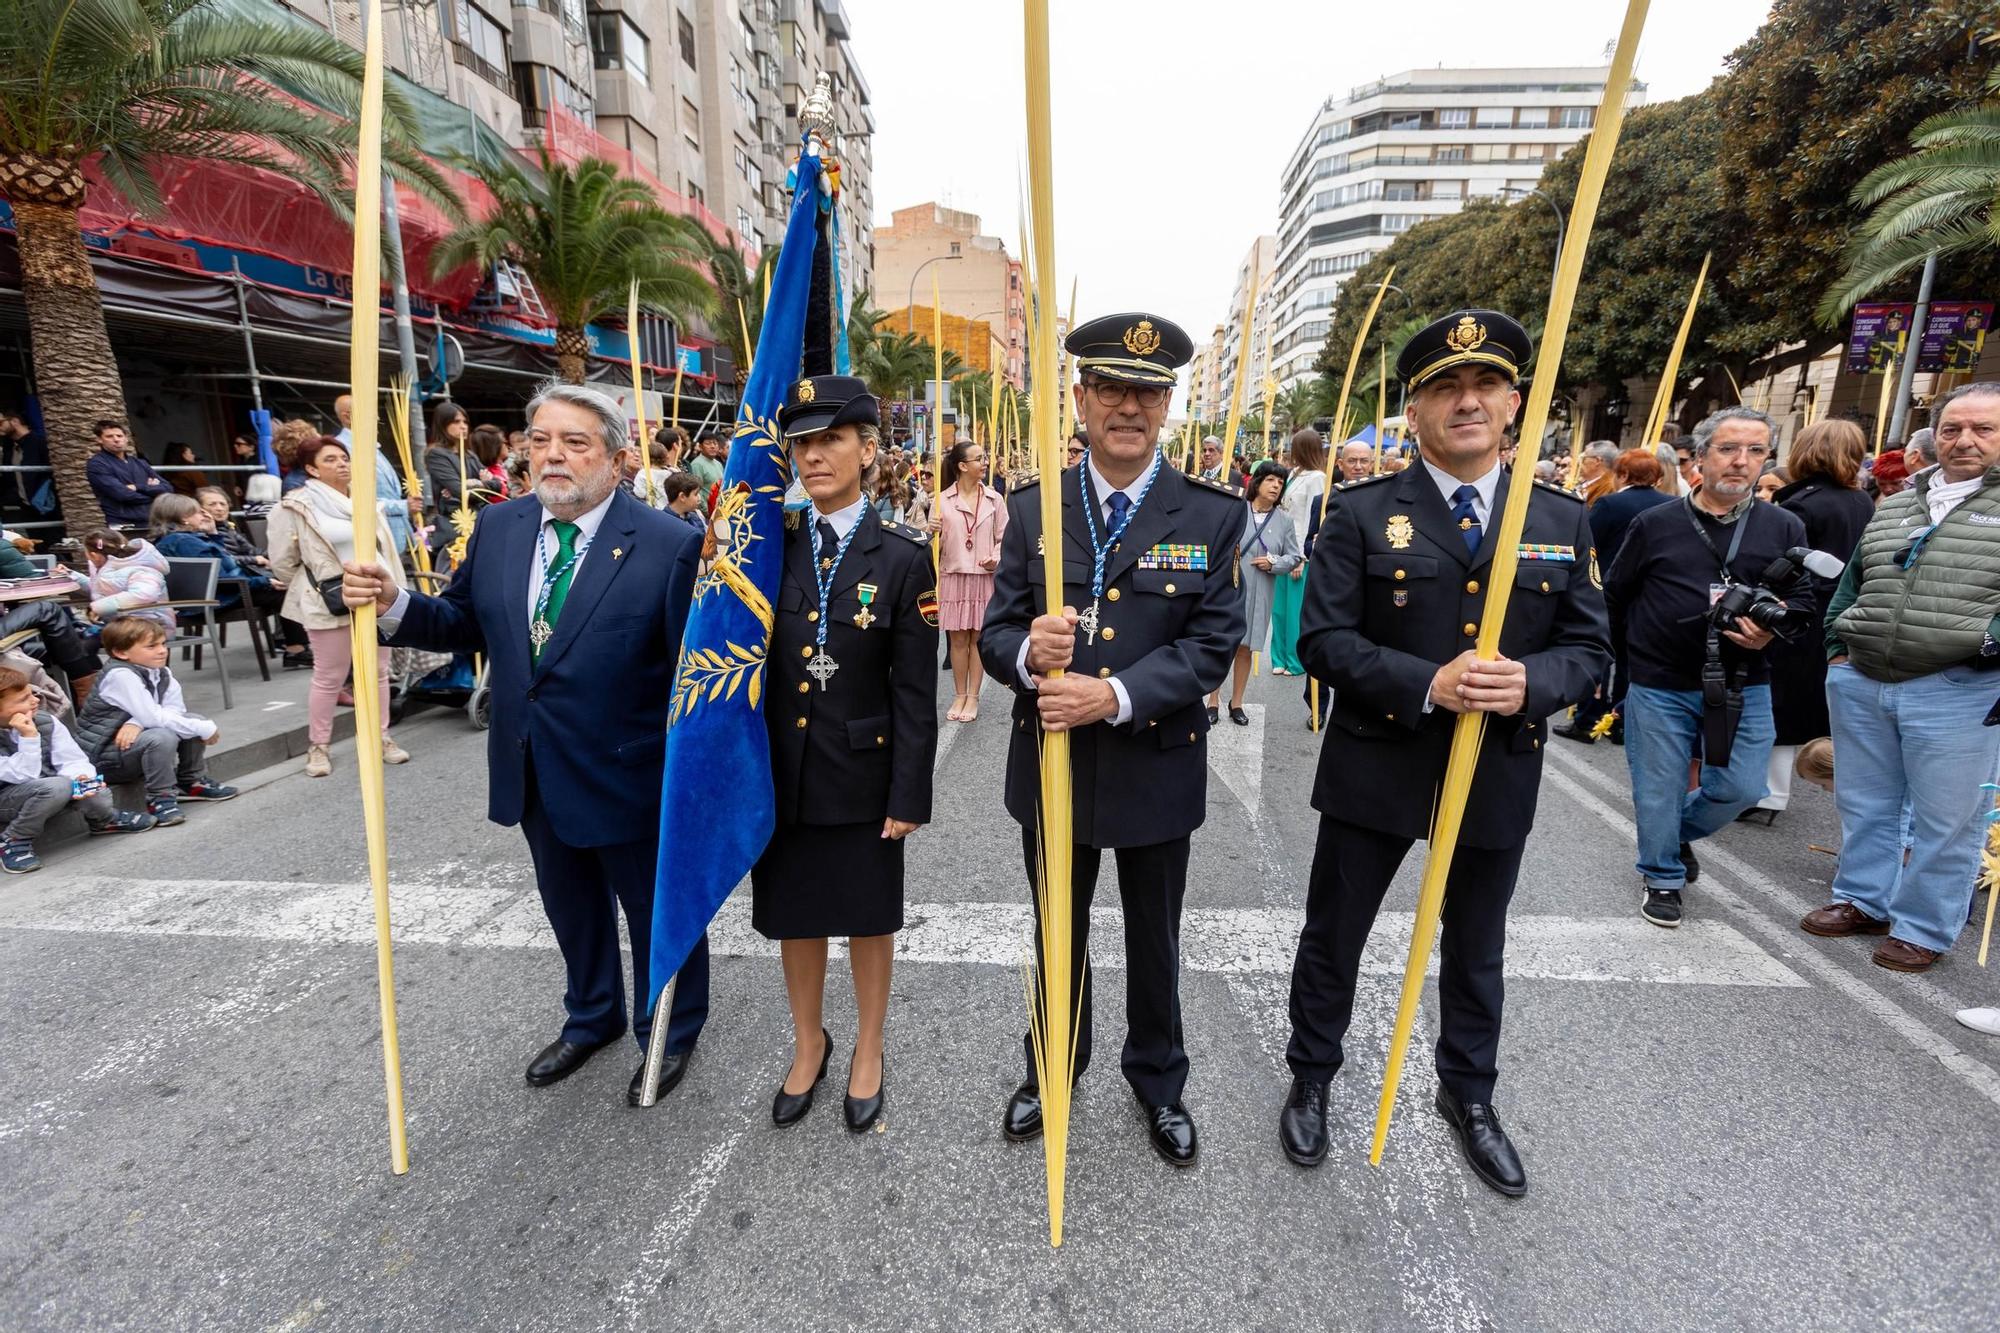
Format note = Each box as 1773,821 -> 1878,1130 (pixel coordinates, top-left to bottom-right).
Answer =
37,632 -> 469,845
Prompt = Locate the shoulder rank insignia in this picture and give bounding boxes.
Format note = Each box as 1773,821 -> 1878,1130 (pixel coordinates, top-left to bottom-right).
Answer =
1531,477 -> 1585,501
1187,472 -> 1242,498
887,521 -> 928,544
1385,514 -> 1415,549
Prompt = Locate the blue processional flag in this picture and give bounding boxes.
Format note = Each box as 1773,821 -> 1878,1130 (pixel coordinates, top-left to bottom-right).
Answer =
646,143 -> 825,1008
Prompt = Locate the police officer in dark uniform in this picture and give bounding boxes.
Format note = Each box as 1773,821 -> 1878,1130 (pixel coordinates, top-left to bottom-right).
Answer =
1280,310 -> 1610,1196
979,313 -> 1246,1167
755,375 -> 938,1132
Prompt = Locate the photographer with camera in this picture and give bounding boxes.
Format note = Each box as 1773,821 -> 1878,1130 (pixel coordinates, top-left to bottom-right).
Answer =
1601,406 -> 1816,927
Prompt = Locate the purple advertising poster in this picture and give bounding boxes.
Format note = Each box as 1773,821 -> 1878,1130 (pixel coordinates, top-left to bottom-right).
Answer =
1917,301 -> 1992,373
1847,302 -> 1915,375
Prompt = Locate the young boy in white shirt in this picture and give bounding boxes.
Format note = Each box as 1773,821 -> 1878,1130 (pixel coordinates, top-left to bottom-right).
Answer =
73,617 -> 237,827
0,666 -> 154,872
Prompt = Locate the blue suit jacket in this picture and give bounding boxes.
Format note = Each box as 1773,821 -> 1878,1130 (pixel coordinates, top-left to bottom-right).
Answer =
387,488 -> 699,847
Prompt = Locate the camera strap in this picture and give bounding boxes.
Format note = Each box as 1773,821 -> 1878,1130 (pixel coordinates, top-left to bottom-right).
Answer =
1682,496 -> 1752,582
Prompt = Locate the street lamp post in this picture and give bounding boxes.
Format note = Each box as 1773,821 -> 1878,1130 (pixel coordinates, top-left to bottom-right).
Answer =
1500,186 -> 1565,297
967,310 -> 1006,368
906,253 -> 964,334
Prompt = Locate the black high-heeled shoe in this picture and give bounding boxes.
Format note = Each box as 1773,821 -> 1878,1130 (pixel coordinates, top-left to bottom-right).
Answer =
843,1048 -> 885,1133
772,1027 -> 831,1126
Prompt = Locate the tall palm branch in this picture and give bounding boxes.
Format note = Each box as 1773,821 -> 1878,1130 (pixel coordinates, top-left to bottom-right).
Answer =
0,0 -> 455,528
1819,67 -> 2000,321
436,152 -> 716,383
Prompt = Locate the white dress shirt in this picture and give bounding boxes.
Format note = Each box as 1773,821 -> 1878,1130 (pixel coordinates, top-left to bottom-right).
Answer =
1422,456 -> 1501,526
1015,452 -> 1163,725
0,714 -> 95,785
807,494 -> 869,544
380,488 -> 619,632
94,663 -> 217,741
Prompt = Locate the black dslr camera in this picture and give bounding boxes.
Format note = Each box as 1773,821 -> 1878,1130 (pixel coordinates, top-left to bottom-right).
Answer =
1705,546 -> 1845,634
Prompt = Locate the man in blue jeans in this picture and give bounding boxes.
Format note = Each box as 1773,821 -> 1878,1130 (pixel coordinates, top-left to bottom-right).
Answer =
1601,406 -> 1814,927
1801,382 -> 2000,972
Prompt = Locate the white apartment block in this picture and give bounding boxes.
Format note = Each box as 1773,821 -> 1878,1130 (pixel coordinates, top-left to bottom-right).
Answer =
1269,66 -> 1643,389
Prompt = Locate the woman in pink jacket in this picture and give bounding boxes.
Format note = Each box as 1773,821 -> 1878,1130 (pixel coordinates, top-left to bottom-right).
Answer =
933,440 -> 1006,722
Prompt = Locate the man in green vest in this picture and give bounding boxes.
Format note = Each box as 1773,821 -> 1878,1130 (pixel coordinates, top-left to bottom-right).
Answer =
1802,382 -> 2000,973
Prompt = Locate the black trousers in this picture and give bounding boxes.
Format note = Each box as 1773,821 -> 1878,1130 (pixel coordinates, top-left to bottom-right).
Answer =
1018,823 -> 1191,1107
519,767 -> 709,1056
1286,815 -> 1524,1103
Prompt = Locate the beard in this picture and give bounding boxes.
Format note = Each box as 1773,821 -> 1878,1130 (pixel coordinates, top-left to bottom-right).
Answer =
534,466 -> 616,514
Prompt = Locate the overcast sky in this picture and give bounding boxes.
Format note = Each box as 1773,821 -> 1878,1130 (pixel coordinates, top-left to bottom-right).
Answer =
849,0 -> 1770,351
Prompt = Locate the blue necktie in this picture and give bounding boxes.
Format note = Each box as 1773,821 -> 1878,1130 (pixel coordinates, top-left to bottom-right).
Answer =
1451,484 -> 1482,555
1106,490 -> 1131,532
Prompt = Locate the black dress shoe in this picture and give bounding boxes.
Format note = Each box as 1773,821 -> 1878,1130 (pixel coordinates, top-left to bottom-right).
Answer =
1680,841 -> 1701,883
525,1036 -> 611,1087
1278,1075 -> 1330,1168
1229,706 -> 1249,726
1552,718 -> 1596,744
627,1049 -> 692,1107
1735,806 -> 1778,826
843,1051 -> 885,1133
1137,1094 -> 1199,1167
1206,705 -> 1220,726
771,1027 -> 831,1127
1434,1085 -> 1527,1197
1003,1081 -> 1043,1142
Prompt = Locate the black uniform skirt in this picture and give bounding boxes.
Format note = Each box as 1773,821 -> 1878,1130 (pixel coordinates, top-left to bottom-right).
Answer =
751,820 -> 906,940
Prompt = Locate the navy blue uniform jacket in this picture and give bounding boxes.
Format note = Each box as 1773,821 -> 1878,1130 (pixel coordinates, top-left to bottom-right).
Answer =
386,488 -> 700,847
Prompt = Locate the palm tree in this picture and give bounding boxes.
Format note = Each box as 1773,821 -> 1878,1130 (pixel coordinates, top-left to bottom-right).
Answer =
2,0 -> 452,528
1273,379 -> 1332,432
437,153 -> 715,384
857,330 -> 959,401
694,228 -> 778,383
1819,67 -> 2000,320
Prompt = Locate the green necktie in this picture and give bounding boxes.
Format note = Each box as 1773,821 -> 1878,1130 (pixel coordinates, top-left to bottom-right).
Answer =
533,519 -> 581,662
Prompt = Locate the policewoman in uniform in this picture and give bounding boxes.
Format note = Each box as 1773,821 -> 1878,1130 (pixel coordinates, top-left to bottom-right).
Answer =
755,375 -> 938,1132
1281,310 -> 1609,1195
979,313 -> 1246,1167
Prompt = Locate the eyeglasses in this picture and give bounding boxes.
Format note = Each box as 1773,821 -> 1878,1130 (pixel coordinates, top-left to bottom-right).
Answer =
1705,443 -> 1771,461
1086,379 -> 1169,409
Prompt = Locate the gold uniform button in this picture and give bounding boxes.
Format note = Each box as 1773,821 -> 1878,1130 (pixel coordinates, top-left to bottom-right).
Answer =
1101,626 -> 1116,641
807,611 -> 819,622
1394,569 -> 1407,581
1098,667 -> 1111,678
1540,580 -> 1551,593
794,717 -> 807,729
1189,731 -> 1197,742
875,735 -> 885,746
1463,622 -> 1478,636
1106,588 -> 1121,602
801,646 -> 814,658
1465,580 -> 1479,594
1532,738 -> 1541,750
797,681 -> 810,694
1386,713 -> 1395,722
1164,582 -> 1177,594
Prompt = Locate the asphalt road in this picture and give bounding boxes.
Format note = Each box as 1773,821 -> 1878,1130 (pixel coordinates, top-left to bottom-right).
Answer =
3,666 -> 1997,1332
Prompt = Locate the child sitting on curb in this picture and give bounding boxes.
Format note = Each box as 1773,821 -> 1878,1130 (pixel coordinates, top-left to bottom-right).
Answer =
72,617 -> 237,827
0,666 -> 154,872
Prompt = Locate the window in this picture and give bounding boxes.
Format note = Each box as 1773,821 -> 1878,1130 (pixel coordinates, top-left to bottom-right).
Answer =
1558,107 -> 1593,129
733,145 -> 748,179
681,96 -> 700,152
1437,107 -> 1470,129
679,14 -> 697,68
1387,112 -> 1421,131
1475,106 -> 1514,128
737,206 -> 754,237
1435,145 -> 1466,162
1382,181 -> 1419,202
450,1 -> 509,85
1432,179 -> 1462,200
740,14 -> 755,51
1517,107 -> 1549,129
590,12 -> 651,84
1380,214 -> 1424,234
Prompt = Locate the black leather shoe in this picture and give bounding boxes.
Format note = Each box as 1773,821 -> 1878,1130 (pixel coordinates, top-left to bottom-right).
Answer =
843,1051 -> 885,1133
1003,1081 -> 1043,1142
1229,706 -> 1249,726
525,1036 -> 611,1087
1206,705 -> 1220,726
627,1049 -> 692,1107
1680,841 -> 1701,883
1552,718 -> 1596,744
1137,1094 -> 1199,1168
1434,1085 -> 1527,1197
1278,1076 -> 1330,1167
772,1027 -> 831,1127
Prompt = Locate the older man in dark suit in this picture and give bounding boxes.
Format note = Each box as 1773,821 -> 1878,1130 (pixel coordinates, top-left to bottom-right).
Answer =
344,381 -> 709,1107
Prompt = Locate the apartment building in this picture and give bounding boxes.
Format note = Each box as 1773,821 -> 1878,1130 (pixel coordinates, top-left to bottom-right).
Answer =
272,0 -> 874,300
1214,235 -> 1278,422
875,204 -> 1028,388
1268,66 -> 1643,389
